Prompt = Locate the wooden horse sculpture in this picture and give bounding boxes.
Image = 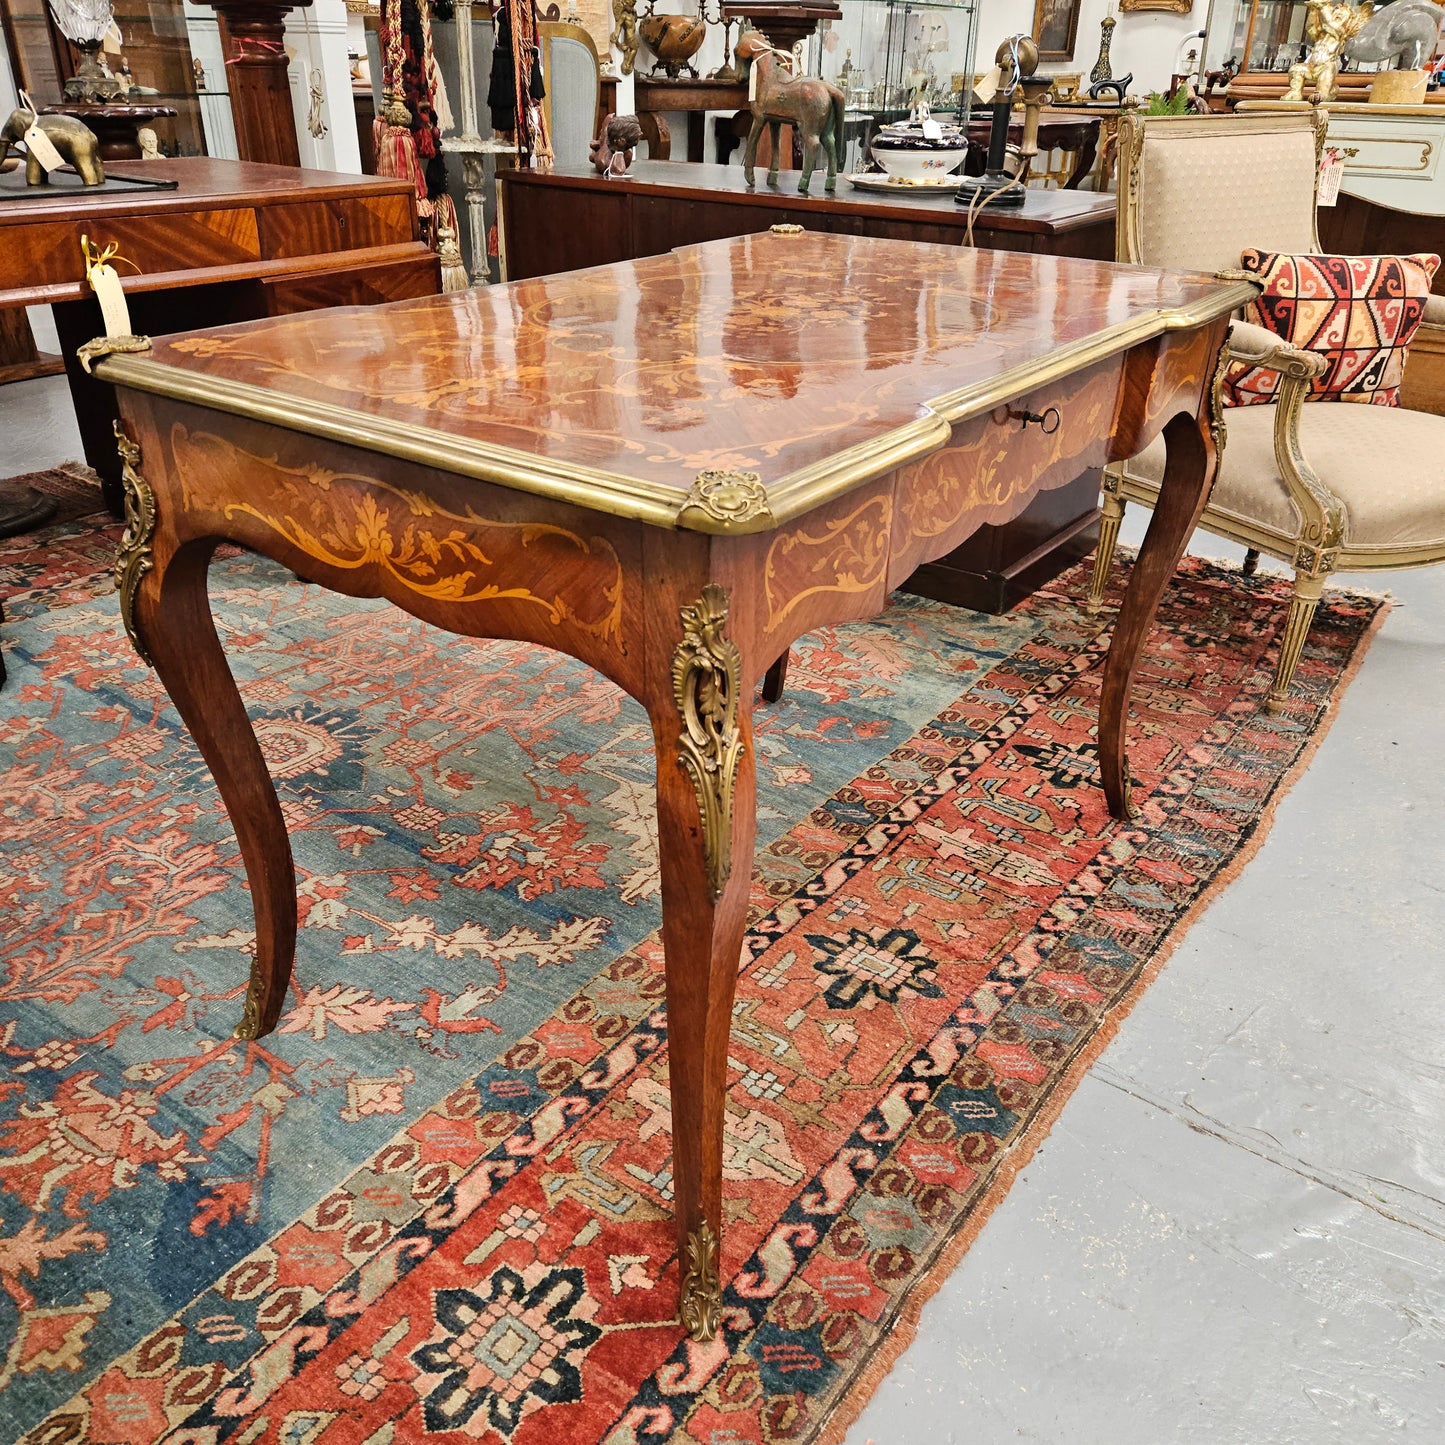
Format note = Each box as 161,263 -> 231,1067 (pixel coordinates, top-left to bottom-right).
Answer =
736,28 -> 846,194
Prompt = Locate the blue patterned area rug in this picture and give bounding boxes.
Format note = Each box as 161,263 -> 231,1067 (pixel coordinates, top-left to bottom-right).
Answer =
0,497 -> 1385,1445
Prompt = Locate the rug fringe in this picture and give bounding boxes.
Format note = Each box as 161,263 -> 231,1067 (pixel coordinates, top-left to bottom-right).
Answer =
814,596 -> 1395,1445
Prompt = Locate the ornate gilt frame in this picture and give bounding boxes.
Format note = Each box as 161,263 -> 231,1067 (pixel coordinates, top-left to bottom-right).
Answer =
1121,0 -> 1193,12
1033,0 -> 1081,63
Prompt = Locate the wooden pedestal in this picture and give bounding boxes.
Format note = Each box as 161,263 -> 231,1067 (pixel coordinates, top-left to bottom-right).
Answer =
204,0 -> 311,166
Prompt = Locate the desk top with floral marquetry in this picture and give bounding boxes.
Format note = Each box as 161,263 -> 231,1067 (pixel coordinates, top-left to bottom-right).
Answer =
98,231 -> 1250,536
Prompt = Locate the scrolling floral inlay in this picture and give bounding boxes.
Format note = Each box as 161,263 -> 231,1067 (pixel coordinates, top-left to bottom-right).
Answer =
175,430 -> 626,644
672,585 -> 745,901
679,1218 -> 722,1342
764,495 -> 891,631
113,421 -> 156,667
679,470 -> 774,531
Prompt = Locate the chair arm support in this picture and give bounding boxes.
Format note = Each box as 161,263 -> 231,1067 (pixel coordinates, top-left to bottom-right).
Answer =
1266,357 -> 1346,569
1207,322 -> 1343,569
1423,293 -> 1445,328
1225,319 -> 1328,375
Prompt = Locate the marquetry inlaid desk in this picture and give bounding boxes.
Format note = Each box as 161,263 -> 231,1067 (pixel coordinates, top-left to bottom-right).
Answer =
94,232 -> 1250,1343
0,158 -> 440,508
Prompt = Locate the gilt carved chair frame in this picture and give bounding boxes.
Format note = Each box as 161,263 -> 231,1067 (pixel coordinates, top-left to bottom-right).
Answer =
1091,108 -> 1445,712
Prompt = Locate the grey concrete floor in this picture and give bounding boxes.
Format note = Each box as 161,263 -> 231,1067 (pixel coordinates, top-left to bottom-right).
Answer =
5,323 -> 1443,1443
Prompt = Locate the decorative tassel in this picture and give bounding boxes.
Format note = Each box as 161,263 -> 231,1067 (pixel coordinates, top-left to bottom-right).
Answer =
434,194 -> 469,291
377,0 -> 459,264
376,0 -> 426,200
421,0 -> 454,135
502,0 -> 550,164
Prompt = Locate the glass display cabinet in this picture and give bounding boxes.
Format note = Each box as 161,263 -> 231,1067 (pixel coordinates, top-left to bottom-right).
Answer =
825,0 -> 980,127
0,0 -> 215,154
1202,0 -> 1312,81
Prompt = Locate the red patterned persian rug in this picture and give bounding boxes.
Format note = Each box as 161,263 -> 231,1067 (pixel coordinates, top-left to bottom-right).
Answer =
0,486 -> 1387,1445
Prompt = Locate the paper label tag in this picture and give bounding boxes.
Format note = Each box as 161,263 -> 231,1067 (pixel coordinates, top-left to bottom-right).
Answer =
749,62 -> 758,102
974,65 -> 1002,106
22,120 -> 64,172
921,118 -> 943,142
1318,148 -> 1345,207
89,262 -> 133,338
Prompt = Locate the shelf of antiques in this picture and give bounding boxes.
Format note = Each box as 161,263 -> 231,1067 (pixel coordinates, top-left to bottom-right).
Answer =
1,0 -> 217,154
499,161 -> 1115,613
1202,0 -> 1445,106
618,0 -> 980,164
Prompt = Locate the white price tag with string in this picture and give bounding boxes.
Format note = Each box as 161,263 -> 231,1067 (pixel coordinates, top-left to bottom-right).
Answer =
23,119 -> 64,172
974,65 -> 1002,106
17,92 -> 64,172
921,117 -> 943,142
1318,146 -> 1345,207
82,235 -> 137,338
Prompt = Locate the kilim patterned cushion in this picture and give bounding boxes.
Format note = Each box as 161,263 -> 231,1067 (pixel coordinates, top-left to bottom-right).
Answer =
1223,249 -> 1440,407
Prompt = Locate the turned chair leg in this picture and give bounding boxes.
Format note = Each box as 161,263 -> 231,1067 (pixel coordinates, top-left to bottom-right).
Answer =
1086,489 -> 1127,613
1242,548 -> 1260,577
1265,570 -> 1325,715
760,649 -> 789,704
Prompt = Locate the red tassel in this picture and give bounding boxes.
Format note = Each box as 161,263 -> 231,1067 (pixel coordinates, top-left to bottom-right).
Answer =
377,126 -> 427,205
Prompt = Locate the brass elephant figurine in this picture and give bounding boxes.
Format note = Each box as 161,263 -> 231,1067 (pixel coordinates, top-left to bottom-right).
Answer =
0,110 -> 105,186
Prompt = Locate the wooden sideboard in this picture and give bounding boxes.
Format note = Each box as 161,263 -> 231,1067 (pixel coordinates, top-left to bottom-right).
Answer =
498,162 -> 1117,614
498,161 -> 1116,273
1,158 -> 440,508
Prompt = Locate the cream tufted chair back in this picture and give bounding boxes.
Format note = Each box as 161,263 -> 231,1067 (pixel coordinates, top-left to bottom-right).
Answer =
1117,111 -> 1323,274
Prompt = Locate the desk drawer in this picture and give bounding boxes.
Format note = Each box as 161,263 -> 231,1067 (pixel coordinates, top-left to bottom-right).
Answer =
262,248 -> 442,314
13,209 -> 261,291
887,358 -> 1123,588
258,194 -> 416,259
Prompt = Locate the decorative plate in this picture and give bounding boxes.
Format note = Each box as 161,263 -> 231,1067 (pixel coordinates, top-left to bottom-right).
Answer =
845,172 -> 963,194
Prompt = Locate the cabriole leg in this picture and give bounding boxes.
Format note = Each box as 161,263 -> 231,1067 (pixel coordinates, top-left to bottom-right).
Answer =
1098,409 -> 1216,820
649,582 -> 758,1343
133,539 -> 297,1039
760,648 -> 789,704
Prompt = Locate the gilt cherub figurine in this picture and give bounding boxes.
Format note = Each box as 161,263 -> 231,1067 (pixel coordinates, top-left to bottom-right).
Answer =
1284,0 -> 1374,102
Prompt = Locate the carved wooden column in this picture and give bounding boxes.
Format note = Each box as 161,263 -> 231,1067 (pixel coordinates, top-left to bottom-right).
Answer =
204,0 -> 311,166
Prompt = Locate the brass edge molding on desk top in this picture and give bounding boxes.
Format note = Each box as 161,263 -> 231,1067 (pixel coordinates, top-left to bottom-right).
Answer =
921,284 -> 1257,427
94,354 -> 690,533
764,284 -> 1256,525
96,281 -> 1252,538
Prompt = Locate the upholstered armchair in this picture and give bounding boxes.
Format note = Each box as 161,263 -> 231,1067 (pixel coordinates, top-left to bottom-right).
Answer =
1090,111 -> 1445,713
